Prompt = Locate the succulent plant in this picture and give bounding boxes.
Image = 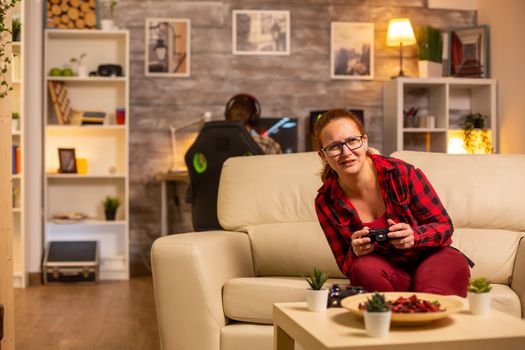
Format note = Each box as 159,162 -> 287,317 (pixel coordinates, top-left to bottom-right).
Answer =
103,196 -> 120,211
364,292 -> 391,312
303,268 -> 328,290
468,277 -> 492,293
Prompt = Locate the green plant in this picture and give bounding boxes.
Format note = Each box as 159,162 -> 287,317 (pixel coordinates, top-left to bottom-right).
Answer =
462,112 -> 493,154
0,0 -> 21,99
12,111 -> 19,119
416,26 -> 443,63
110,0 -> 118,17
303,268 -> 328,290
103,196 -> 120,211
364,292 -> 391,312
70,52 -> 87,66
11,16 -> 20,41
468,277 -> 492,293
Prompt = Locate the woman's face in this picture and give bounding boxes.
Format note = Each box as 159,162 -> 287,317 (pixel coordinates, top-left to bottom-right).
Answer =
318,118 -> 368,177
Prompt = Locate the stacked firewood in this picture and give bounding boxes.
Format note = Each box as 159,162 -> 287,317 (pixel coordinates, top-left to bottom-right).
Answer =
46,0 -> 98,29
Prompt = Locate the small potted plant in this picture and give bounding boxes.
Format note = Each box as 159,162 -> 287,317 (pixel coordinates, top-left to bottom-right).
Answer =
103,196 -> 120,221
468,277 -> 492,316
11,112 -> 20,132
462,113 -> 493,154
101,0 -> 118,30
303,268 -> 329,312
70,53 -> 88,78
12,17 -> 21,42
362,292 -> 391,338
416,26 -> 443,77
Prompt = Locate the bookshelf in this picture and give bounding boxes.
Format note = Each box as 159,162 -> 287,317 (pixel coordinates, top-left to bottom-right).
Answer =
10,0 -> 27,288
43,29 -> 130,280
383,77 -> 497,155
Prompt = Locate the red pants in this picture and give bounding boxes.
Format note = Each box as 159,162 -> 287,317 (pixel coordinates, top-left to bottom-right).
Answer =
349,247 -> 470,297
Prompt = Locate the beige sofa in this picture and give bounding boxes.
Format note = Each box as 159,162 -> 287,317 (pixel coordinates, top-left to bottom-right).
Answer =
151,151 -> 525,350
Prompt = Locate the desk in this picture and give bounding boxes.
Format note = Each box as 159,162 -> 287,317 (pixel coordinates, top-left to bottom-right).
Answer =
155,171 -> 190,235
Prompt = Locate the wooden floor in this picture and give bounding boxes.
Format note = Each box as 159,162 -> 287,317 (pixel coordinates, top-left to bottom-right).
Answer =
14,276 -> 160,350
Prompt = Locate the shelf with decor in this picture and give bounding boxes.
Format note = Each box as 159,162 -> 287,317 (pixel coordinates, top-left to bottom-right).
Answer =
382,77 -> 497,155
10,0 -> 27,288
43,29 -> 130,280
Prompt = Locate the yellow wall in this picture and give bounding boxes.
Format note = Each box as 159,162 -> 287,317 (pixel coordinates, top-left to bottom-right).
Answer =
478,0 -> 525,153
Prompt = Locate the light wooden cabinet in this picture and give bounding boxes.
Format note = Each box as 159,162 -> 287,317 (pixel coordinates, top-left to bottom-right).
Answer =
382,77 -> 497,155
43,29 -> 130,280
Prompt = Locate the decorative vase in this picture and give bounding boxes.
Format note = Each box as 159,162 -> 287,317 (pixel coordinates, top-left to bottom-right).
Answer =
101,19 -> 114,31
104,209 -> 117,221
78,65 -> 89,78
363,310 -> 391,338
306,288 -> 329,312
468,292 -> 491,316
418,60 -> 443,78
11,119 -> 20,133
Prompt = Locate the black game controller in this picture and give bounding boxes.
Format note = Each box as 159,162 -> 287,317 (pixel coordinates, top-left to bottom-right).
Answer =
368,228 -> 390,244
328,284 -> 365,308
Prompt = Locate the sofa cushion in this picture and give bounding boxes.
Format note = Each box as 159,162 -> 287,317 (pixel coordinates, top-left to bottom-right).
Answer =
247,222 -> 345,278
489,284 -> 523,318
223,277 -> 347,324
451,228 -> 525,284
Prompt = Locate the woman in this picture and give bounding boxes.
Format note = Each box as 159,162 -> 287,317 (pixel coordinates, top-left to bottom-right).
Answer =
314,109 -> 470,297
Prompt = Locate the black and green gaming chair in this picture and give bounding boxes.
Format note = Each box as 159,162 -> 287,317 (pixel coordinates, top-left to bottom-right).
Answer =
184,121 -> 264,231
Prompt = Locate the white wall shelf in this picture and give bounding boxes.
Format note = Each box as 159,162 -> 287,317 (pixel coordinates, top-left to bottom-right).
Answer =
383,77 -> 497,155
43,29 -> 130,281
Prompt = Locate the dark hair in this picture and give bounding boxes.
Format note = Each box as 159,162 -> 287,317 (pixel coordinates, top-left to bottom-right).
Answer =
313,109 -> 366,181
224,94 -> 261,127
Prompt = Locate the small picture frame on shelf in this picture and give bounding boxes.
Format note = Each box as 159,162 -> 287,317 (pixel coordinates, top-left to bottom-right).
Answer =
232,10 -> 290,55
58,148 -> 77,174
448,25 -> 489,78
331,22 -> 374,80
145,18 -> 191,77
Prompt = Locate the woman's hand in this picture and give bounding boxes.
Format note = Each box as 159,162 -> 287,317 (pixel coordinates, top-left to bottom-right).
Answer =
386,218 -> 415,249
351,228 -> 374,256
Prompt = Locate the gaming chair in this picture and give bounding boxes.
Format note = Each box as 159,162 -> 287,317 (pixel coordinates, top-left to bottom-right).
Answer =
184,121 -> 264,231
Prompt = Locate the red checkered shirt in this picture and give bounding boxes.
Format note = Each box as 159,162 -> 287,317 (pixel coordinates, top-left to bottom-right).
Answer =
315,154 -> 453,278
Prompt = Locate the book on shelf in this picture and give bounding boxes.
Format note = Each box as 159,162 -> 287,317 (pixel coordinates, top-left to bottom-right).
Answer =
81,111 -> 106,125
12,145 -> 21,174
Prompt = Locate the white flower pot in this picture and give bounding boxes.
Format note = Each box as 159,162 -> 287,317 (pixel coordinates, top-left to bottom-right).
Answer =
468,292 -> 491,316
364,310 -> 391,338
78,65 -> 89,78
11,119 -> 20,133
418,60 -> 443,78
306,288 -> 328,312
101,19 -> 115,31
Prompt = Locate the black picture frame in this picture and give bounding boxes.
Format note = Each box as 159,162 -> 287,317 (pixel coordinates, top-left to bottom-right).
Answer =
448,25 -> 489,78
58,148 -> 77,174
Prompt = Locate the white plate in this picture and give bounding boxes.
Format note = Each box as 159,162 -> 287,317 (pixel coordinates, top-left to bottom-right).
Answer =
341,292 -> 464,325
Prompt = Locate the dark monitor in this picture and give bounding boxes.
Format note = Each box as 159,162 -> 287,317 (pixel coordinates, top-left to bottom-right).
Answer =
309,109 -> 365,134
254,117 -> 298,153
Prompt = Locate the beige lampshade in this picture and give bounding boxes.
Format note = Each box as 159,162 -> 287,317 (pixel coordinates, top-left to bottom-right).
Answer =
386,18 -> 417,47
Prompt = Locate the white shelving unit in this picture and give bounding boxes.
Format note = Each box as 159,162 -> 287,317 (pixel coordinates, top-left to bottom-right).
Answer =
43,29 -> 130,280
382,77 -> 497,155
11,1 -> 27,288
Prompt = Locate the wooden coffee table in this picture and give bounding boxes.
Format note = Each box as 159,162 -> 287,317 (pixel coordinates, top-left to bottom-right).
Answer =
273,302 -> 525,350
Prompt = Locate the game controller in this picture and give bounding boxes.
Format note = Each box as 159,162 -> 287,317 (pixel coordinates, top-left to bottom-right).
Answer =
368,228 -> 390,244
328,284 -> 365,308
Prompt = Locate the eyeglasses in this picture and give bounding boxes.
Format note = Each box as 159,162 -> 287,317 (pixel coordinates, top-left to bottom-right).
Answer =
321,136 -> 364,157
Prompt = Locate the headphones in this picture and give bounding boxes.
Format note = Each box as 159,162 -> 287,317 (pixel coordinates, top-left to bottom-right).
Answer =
224,93 -> 261,127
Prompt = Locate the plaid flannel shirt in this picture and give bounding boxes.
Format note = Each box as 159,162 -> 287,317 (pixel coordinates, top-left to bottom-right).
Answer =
315,154 -> 453,278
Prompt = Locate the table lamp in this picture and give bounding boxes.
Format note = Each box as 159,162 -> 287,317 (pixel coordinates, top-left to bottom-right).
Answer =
170,111 -> 212,173
386,18 -> 417,78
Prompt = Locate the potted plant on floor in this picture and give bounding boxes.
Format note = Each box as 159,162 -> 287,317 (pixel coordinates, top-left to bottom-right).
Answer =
468,277 -> 492,316
462,113 -> 493,154
303,268 -> 329,312
362,292 -> 391,338
103,196 -> 120,221
416,26 -> 443,77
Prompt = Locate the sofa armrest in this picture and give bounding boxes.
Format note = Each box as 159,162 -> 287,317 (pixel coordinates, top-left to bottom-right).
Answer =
511,236 -> 525,318
151,231 -> 255,350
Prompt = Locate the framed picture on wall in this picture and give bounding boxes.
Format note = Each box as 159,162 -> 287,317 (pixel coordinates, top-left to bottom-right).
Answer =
232,10 -> 290,55
58,148 -> 77,174
145,18 -> 191,77
331,22 -> 374,80
448,25 -> 489,78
